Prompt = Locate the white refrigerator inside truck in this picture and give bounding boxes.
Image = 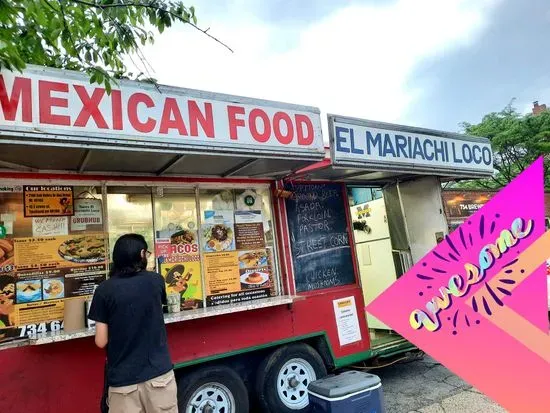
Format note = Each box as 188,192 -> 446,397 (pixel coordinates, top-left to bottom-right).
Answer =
351,197 -> 397,331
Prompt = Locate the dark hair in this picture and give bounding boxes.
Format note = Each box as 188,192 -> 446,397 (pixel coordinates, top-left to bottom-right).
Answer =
109,234 -> 148,278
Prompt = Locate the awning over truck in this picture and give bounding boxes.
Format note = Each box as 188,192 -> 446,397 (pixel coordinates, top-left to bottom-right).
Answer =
0,66 -> 325,178
290,115 -> 495,184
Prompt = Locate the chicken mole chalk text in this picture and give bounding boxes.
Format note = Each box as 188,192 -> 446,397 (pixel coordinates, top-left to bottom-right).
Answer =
409,217 -> 534,332
0,73 -> 320,148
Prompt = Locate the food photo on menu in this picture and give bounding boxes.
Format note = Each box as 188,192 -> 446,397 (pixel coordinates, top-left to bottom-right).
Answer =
43,278 -> 65,300
238,249 -> 271,290
16,280 -> 42,303
58,235 -> 107,263
202,211 -> 235,252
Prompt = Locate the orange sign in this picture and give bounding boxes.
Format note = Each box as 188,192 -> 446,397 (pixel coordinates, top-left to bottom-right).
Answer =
24,186 -> 74,217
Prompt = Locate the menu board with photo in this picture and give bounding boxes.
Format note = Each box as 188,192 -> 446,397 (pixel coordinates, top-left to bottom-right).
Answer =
7,234 -> 107,337
202,210 -> 275,306
156,227 -> 203,311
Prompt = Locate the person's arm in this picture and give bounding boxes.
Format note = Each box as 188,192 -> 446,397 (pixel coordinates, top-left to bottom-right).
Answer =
88,289 -> 109,349
95,322 -> 108,349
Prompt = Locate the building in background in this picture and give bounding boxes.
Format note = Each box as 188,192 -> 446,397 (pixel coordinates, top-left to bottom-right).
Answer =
532,101 -> 548,115
442,189 -> 550,231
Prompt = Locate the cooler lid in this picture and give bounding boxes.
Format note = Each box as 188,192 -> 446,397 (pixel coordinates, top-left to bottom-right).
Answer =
307,370 -> 381,398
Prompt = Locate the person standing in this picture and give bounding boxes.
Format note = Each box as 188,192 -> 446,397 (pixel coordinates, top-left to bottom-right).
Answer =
89,234 -> 177,413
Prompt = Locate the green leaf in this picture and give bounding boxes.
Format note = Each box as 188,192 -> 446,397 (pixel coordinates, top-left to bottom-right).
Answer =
1,0 -> 232,94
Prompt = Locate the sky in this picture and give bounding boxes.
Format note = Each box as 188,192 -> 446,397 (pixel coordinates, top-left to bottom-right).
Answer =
136,0 -> 550,137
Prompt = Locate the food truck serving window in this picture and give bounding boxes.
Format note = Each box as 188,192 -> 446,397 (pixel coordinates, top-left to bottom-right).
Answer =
0,183 -> 281,342
108,185 -> 281,309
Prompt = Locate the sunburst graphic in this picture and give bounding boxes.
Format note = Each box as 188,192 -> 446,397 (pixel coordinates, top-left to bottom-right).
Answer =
413,211 -> 532,335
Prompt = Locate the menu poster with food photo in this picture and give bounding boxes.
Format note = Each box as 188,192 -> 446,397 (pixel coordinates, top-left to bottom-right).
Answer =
14,234 -> 107,302
234,211 -> 265,250
14,234 -> 107,271
202,211 -> 235,252
204,249 -> 273,307
156,228 -> 203,310
238,249 -> 272,291
71,198 -> 103,231
160,261 -> 203,310
23,186 -> 74,217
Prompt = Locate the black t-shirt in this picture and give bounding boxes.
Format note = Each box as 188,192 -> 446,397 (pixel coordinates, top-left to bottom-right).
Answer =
88,271 -> 173,387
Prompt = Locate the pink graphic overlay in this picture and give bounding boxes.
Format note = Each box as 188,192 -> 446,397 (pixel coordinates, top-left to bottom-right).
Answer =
366,158 -> 550,413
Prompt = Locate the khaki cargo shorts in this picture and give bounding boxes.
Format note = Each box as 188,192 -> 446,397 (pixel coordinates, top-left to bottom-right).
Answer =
108,370 -> 178,413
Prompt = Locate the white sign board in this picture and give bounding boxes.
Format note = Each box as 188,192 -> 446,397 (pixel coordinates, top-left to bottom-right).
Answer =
333,296 -> 362,346
0,66 -> 324,159
71,199 -> 103,231
330,116 -> 494,176
32,216 -> 69,237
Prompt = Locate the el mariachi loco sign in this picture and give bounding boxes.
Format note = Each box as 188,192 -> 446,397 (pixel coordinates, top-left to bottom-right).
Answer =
329,116 -> 494,175
367,158 -> 550,412
0,66 -> 324,158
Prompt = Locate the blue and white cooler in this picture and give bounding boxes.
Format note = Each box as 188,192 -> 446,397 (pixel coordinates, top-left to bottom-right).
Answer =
308,370 -> 386,413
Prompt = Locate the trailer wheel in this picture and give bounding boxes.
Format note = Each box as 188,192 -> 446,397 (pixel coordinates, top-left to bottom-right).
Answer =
256,343 -> 327,413
177,365 -> 249,413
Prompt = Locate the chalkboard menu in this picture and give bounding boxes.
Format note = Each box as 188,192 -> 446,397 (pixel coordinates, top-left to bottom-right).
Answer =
285,183 -> 356,293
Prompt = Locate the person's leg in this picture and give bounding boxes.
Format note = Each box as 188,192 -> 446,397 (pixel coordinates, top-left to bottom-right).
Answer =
143,370 -> 178,413
108,384 -> 144,413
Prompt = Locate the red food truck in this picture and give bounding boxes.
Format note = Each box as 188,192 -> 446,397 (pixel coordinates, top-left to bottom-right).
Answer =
0,66 -> 494,413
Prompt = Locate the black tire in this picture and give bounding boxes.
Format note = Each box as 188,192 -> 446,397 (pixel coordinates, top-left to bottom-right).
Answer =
256,343 -> 327,413
177,365 -> 249,413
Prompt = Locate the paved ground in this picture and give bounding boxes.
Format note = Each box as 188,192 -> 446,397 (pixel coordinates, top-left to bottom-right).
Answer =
374,356 -> 507,413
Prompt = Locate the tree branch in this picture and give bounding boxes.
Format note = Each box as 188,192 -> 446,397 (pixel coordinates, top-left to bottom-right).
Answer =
68,0 -> 234,53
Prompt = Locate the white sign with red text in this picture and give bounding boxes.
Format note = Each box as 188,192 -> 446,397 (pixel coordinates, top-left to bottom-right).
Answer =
0,66 -> 324,158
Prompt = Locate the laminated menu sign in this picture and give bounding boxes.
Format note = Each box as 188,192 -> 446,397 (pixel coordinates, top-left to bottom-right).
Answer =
333,296 -> 362,346
9,234 -> 107,338
23,186 -> 74,217
234,211 -> 265,250
71,199 -> 103,231
156,228 -> 203,310
204,248 -> 274,306
13,234 -> 107,299
203,210 -> 275,306
204,251 -> 241,297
